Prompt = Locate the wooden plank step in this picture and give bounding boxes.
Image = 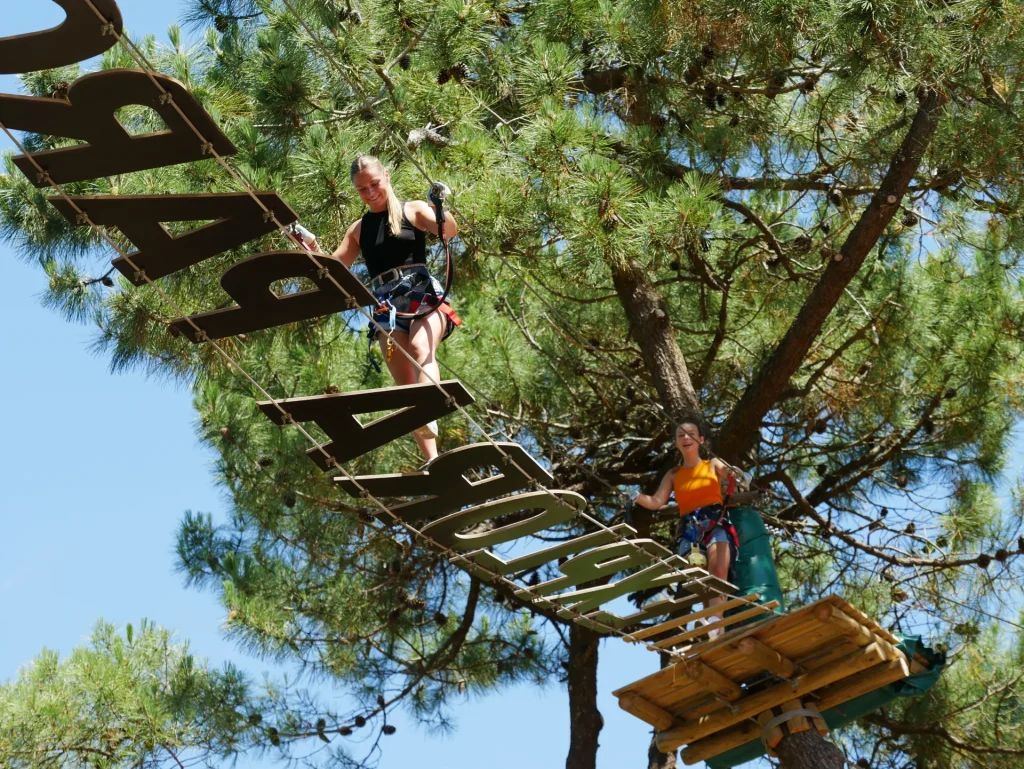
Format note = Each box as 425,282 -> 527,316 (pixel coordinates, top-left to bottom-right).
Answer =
654,601 -> 781,650
629,594 -> 761,641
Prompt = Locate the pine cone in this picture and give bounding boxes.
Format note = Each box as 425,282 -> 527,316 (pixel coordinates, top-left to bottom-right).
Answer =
894,89 -> 907,104
100,275 -> 115,287
349,10 -> 362,25
436,69 -> 451,86
339,726 -> 353,736
283,490 -> 297,508
902,211 -> 919,227
354,715 -> 367,728
50,81 -> 70,100
257,455 -> 274,467
434,611 -> 448,626
382,725 -> 397,735
728,114 -> 740,127
977,553 -> 992,569
450,62 -> 470,81
702,81 -> 718,110
995,548 -> 1009,562
337,8 -> 349,22
399,53 -> 411,70
214,14 -> 229,32
371,51 -> 386,66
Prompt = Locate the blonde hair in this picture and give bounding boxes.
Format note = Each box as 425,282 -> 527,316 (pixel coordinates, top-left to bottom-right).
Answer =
350,155 -> 403,237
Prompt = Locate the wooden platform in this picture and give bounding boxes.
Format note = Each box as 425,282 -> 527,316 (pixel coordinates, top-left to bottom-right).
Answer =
613,595 -> 914,765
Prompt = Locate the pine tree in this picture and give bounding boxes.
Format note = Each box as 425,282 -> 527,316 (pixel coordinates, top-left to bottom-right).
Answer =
0,619 -> 336,769
4,1 -> 1024,768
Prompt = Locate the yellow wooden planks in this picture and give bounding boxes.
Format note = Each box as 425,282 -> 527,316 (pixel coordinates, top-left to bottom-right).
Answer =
655,642 -> 889,751
653,601 -> 781,649
629,594 -> 761,642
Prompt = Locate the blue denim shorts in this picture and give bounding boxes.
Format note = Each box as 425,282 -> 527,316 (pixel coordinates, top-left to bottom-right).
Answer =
693,516 -> 731,547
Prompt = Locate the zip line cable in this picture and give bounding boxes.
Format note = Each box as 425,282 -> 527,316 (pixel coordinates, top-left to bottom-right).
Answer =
268,0 -> 774,611
274,0 -> 758,486
104,0 -> 775,630
1,116 -> 705,656
22,0 -> 778,646
274,0 -> 683,428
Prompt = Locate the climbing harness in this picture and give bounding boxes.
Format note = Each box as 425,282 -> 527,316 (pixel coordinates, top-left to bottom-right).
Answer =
365,186 -> 462,372
674,475 -> 741,576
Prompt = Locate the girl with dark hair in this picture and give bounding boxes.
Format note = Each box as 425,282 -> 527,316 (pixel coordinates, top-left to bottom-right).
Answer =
329,155 -> 460,462
633,417 -> 743,634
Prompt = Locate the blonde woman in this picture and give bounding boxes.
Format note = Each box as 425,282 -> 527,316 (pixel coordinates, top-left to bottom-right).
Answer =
331,156 -> 460,461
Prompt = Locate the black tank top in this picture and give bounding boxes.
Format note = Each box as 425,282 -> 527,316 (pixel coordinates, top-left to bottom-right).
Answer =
359,202 -> 426,278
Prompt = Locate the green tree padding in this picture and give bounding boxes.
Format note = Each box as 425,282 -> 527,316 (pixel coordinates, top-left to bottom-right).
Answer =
730,506 -> 786,613
707,637 -> 946,769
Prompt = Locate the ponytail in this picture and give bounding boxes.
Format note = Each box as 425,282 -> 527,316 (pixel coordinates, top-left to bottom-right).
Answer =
385,184 -> 403,238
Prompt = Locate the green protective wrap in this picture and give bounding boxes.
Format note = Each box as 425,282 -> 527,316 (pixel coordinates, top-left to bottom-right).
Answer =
728,507 -> 786,613
703,635 -> 946,768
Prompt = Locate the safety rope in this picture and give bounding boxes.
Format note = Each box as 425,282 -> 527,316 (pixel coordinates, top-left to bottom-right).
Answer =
0,114 -> 696,655
271,0 -> 774,617
19,0 -> 779,648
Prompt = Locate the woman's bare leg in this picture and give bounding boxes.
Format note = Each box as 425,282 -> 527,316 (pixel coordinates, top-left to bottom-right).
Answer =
378,310 -> 446,461
408,310 -> 445,387
705,541 -> 731,637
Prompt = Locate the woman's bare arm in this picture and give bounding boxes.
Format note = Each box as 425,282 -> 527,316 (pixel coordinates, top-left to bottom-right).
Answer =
635,469 -> 676,510
331,219 -> 362,267
409,199 -> 458,239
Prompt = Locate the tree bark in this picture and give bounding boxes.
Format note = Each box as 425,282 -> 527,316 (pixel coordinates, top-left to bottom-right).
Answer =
566,625 -> 603,769
717,88 -> 946,464
647,652 -> 677,769
611,259 -> 701,422
775,729 -> 846,769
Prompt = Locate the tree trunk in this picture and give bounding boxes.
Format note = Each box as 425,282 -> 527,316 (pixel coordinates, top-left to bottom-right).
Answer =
566,625 -> 603,769
648,738 -> 677,769
611,259 -> 701,423
775,729 -> 846,769
647,652 -> 677,769
717,88 -> 946,465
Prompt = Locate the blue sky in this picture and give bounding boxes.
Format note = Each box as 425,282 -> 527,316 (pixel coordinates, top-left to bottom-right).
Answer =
5,5 -> 1022,769
0,4 -> 667,769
